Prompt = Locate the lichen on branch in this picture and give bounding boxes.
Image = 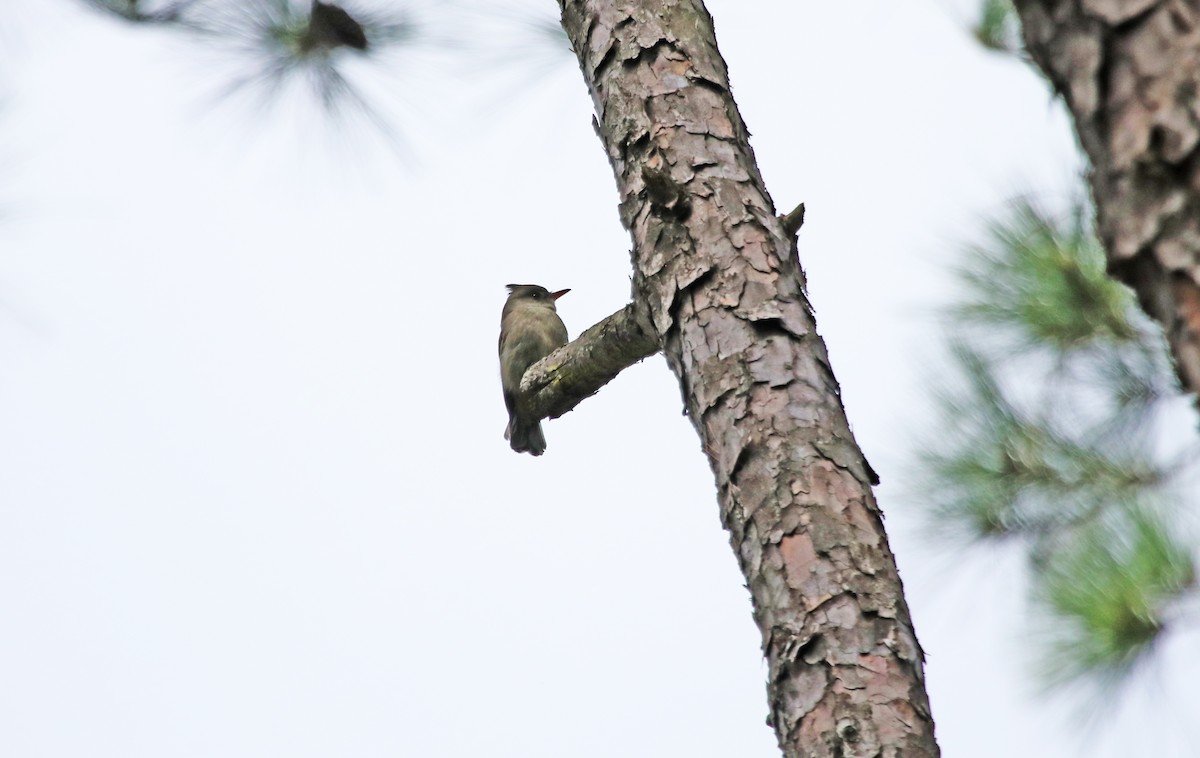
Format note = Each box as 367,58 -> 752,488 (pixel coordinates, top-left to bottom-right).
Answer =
518,302 -> 660,422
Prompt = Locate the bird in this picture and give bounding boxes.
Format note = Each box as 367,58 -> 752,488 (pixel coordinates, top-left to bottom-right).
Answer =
499,284 -> 570,456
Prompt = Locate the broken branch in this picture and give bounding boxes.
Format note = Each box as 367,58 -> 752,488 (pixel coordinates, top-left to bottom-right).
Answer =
519,302 -> 661,422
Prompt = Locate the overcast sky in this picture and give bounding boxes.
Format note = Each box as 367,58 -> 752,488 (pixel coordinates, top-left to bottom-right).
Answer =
1,1 -> 1197,756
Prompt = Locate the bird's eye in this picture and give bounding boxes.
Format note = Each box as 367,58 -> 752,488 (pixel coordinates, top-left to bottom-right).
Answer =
530,292 -> 540,299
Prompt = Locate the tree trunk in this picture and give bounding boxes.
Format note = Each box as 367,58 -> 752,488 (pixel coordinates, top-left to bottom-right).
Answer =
1013,0 -> 1200,403
555,2 -> 938,755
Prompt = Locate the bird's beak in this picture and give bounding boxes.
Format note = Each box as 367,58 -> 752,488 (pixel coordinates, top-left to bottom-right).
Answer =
550,289 -> 571,301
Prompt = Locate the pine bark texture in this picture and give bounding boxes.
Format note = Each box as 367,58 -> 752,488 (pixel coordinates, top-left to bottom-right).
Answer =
558,2 -> 937,755
1013,0 -> 1200,402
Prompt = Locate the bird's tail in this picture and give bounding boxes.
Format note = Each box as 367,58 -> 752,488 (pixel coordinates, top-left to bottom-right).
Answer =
506,414 -> 547,456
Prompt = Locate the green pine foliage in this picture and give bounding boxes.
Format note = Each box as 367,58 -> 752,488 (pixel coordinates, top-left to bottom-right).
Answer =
972,0 -> 1021,54
1037,506 -> 1195,688
954,201 -> 1137,350
918,197 -> 1198,693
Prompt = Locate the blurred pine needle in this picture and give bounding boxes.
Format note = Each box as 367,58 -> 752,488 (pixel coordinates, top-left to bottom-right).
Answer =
916,196 -> 1197,697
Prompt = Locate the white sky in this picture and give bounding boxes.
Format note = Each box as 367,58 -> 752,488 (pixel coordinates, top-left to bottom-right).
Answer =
2,1 -> 1198,756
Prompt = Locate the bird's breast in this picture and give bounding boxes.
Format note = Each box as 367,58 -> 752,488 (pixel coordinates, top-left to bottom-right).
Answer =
499,307 -> 569,390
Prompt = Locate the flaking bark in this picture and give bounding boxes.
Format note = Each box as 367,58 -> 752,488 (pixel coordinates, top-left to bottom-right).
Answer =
1013,0 -> 1200,405
555,1 -> 938,755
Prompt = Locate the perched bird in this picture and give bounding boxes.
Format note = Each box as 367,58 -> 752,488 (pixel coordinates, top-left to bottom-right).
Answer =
499,284 -> 570,456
